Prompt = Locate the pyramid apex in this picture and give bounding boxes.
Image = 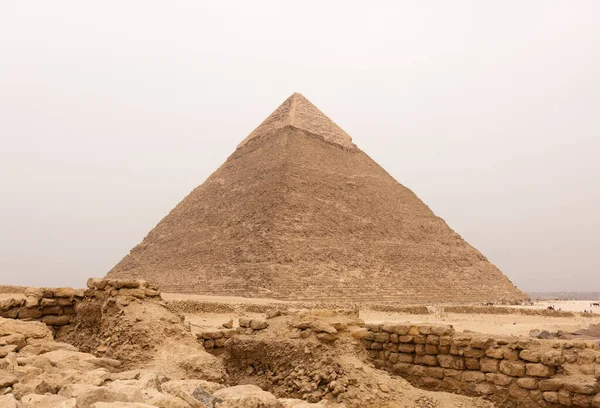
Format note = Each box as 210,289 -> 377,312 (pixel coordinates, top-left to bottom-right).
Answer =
237,93 -> 356,150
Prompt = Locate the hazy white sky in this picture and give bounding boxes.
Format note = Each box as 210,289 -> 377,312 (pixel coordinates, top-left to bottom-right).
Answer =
1,1 -> 598,292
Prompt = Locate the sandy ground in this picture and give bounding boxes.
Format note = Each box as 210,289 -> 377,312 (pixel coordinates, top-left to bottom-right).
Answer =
4,291 -> 599,338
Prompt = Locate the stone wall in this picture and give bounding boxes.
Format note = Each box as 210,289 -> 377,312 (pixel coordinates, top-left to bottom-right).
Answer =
363,323 -> 600,407
0,278 -> 161,331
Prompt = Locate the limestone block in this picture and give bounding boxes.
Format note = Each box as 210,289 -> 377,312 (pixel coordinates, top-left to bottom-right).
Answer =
371,342 -> 383,350
250,319 -> 268,330
564,377 -> 599,394
117,288 -> 146,299
202,331 -> 224,340
398,343 -> 415,353
40,315 -> 71,326
499,360 -> 526,377
388,353 -> 398,364
543,391 -> 559,403
592,394 -> 600,408
426,335 -> 439,345
538,378 -> 565,391
413,335 -> 426,344
572,394 -> 593,407
438,346 -> 450,354
485,373 -> 513,386
427,367 -> 445,379
214,338 -> 227,348
464,357 -> 480,370
40,298 -> 58,307
437,355 -> 465,370
238,317 -> 251,328
471,382 -> 496,395
444,369 -> 463,380
485,346 -> 504,359
541,350 -> 565,366
41,306 -> 63,315
373,332 -> 390,343
520,349 -> 541,363
381,324 -> 398,333
421,377 -> 441,389
431,325 -> 454,336
409,365 -> 428,377
415,344 -> 425,355
508,382 -> 530,400
558,389 -> 572,406
392,363 -> 411,375
516,377 -> 538,390
394,324 -> 411,335
503,348 -> 520,361
439,336 -> 453,346
425,344 -> 439,355
462,371 -> 485,383
204,340 -> 215,349
469,337 -> 492,349
453,335 -> 472,347
418,325 -> 432,335
526,363 -> 555,377
389,333 -> 398,343
578,349 -> 598,365
480,358 -> 499,373
24,296 -> 39,308
414,355 -> 438,366
17,308 -> 42,319
397,353 -> 414,363
398,335 -> 413,343
408,326 -> 420,336
365,323 -> 381,332
463,347 -> 485,358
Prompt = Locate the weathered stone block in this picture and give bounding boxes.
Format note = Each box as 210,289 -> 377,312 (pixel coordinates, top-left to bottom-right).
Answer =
439,336 -> 453,346
390,333 -> 399,343
453,335 -> 472,347
409,365 -> 428,376
393,363 -> 412,374
413,335 -> 426,344
426,335 -> 440,345
421,376 -> 441,389
470,337 -> 492,349
444,369 -> 463,380
538,378 -> 565,391
425,345 -> 439,355
464,357 -> 480,370
508,382 -> 530,400
374,333 -> 390,343
431,325 -> 454,336
462,371 -> 485,383
398,343 -> 415,353
564,378 -> 599,395
415,344 -> 426,355
485,373 -> 513,386
40,298 -> 57,307
17,308 -> 42,319
414,355 -> 438,366
464,347 -> 485,358
427,367 -> 445,379
485,346 -> 504,359
408,326 -> 420,336
520,349 -> 541,363
558,389 -> 572,406
397,353 -> 414,363
526,363 -> 555,377
480,358 -> 499,373
572,393 -> 593,407
41,306 -> 62,315
398,335 -> 413,343
388,353 -> 398,364
543,391 -> 559,403
438,354 -> 465,370
499,360 -> 526,377
381,324 -> 398,333
541,350 -> 565,366
40,315 -> 70,326
503,348 -> 520,361
516,377 -> 538,390
438,345 -> 450,354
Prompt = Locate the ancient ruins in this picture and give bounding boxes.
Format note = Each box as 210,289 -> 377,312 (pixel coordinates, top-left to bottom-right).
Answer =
2,95 -> 598,408
107,93 -> 524,303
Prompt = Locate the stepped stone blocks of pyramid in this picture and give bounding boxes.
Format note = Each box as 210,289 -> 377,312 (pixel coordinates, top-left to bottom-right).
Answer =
107,93 -> 525,302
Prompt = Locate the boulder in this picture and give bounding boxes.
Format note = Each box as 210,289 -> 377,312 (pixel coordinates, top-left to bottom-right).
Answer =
0,371 -> 18,388
0,394 -> 18,408
213,385 -> 284,408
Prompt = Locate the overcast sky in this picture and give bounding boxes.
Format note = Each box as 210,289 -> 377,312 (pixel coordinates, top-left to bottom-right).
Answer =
1,1 -> 598,292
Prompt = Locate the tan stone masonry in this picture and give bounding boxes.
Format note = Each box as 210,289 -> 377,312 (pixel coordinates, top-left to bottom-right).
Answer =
362,323 -> 600,407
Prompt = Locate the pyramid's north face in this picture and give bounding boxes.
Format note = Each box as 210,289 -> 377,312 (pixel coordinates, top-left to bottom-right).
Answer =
107,93 -> 525,302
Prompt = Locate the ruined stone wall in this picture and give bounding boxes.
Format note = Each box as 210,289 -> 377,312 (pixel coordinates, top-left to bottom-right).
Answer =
363,323 -> 600,407
0,279 -> 161,331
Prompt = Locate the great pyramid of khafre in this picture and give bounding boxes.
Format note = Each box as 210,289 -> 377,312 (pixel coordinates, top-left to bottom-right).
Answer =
107,93 -> 525,302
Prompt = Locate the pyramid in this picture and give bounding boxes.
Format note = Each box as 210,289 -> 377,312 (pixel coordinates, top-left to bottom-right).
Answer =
107,93 -> 525,302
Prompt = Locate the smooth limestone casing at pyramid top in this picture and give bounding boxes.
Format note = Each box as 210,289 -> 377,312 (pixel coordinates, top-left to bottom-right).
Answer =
107,93 -> 525,302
